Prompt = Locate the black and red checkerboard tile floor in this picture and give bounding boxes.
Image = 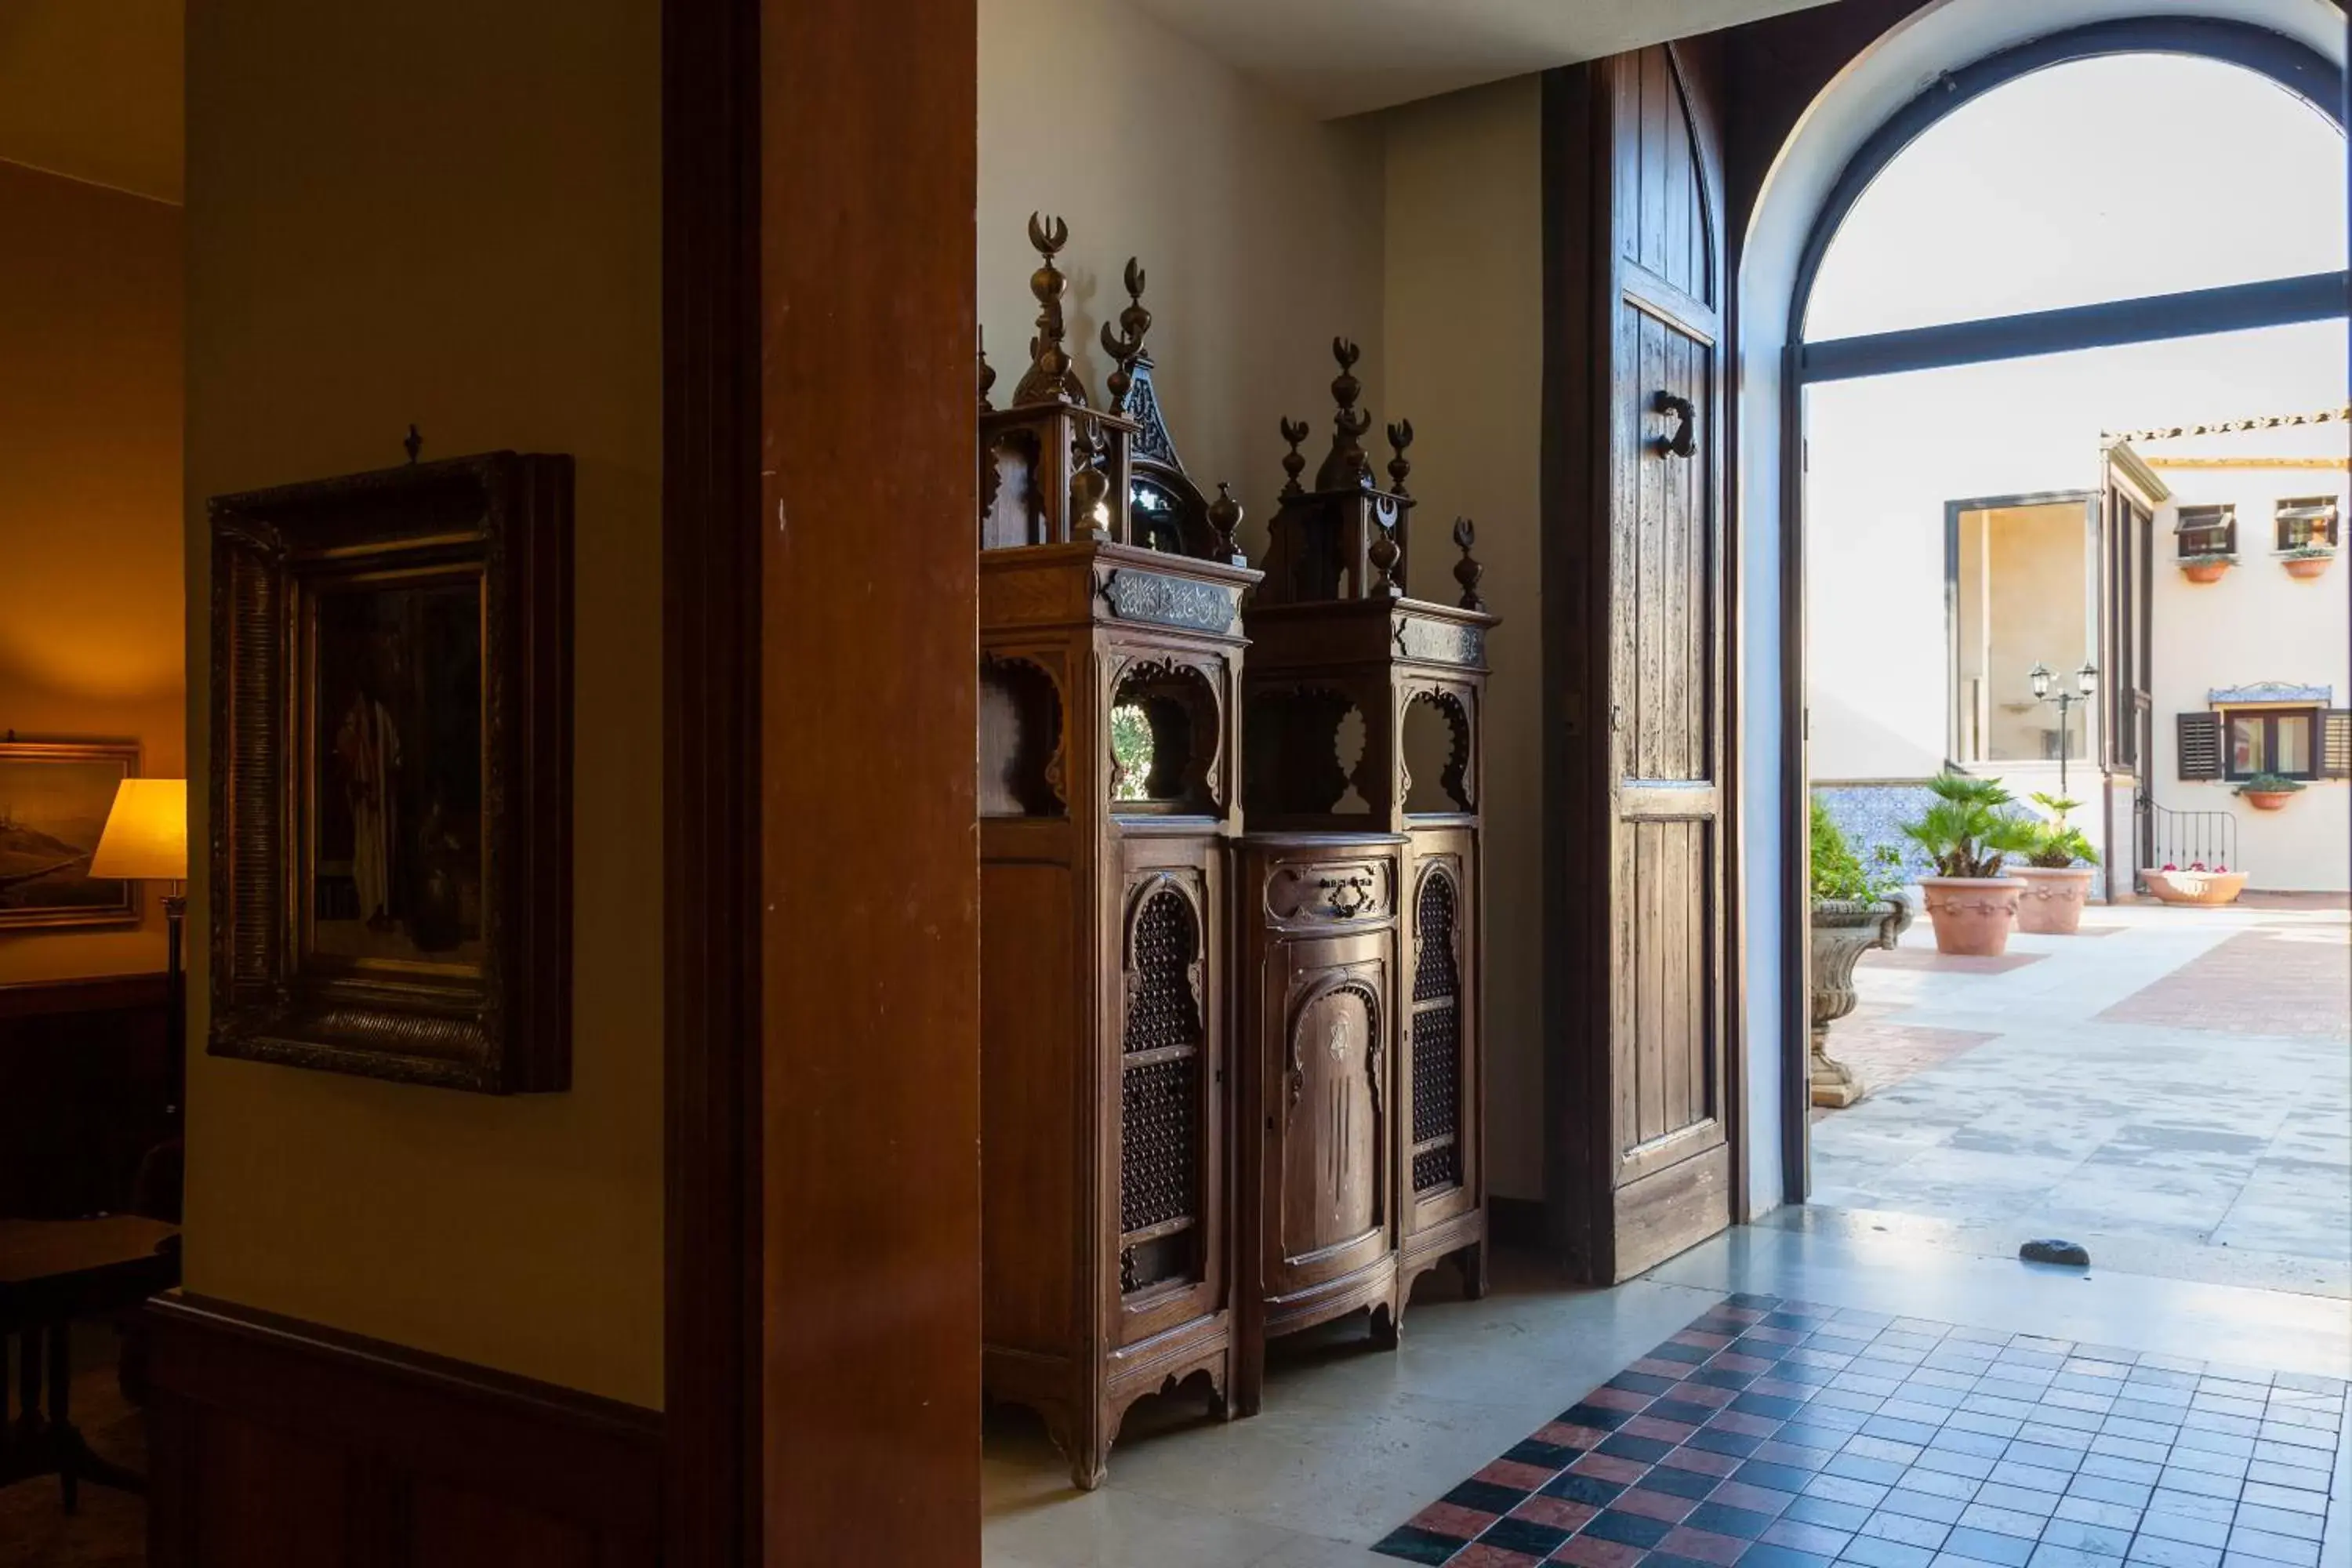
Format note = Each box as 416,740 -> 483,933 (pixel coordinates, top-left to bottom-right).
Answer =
1374,1293 -> 2343,1568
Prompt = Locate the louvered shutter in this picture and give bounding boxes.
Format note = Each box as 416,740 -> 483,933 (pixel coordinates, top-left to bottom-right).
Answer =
2323,710 -> 2352,780
2177,712 -> 2223,780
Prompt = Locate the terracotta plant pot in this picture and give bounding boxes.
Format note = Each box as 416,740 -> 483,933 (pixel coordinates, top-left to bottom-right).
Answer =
2142,868 -> 2245,906
2012,866 -> 2094,935
2285,554 -> 2334,580
2241,791 -> 2296,812
2180,560 -> 2232,584
1918,876 -> 2023,956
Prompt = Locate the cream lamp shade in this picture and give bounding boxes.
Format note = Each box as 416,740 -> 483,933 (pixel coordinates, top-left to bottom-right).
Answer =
89,778 -> 189,882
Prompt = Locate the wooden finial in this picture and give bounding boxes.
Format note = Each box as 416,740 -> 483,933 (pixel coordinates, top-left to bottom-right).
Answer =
1099,257 -> 1152,415
1278,417 -> 1311,499
1369,519 -> 1402,601
1013,212 -> 1085,405
1385,418 -> 1414,495
1315,338 -> 1373,490
1069,416 -> 1112,541
1452,517 -> 1485,612
403,423 -> 423,464
1208,481 -> 1245,564
977,326 -> 996,412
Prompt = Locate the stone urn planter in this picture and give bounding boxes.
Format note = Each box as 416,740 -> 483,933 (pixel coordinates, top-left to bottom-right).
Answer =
2285,553 -> 2334,581
2180,557 -> 2233,585
1918,876 -> 2024,956
2012,866 -> 2095,935
1809,895 -> 1911,1109
2142,868 -> 2246,906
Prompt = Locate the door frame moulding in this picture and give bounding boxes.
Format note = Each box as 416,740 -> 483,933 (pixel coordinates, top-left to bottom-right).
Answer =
1764,8 -> 2349,1206
662,0 -> 762,1563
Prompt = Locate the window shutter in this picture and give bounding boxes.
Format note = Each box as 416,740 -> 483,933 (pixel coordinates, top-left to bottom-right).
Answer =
2324,710 -> 2352,780
2177,712 -> 2223,780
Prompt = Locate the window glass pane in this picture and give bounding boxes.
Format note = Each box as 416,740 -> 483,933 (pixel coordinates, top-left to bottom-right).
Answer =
2276,714 -> 2313,775
2230,715 -> 2265,775
1806,56 -> 2347,342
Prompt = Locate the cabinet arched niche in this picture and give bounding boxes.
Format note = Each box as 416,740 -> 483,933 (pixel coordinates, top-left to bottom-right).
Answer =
1280,973 -> 1386,1263
1410,863 -> 1465,1197
1118,879 -> 1208,1298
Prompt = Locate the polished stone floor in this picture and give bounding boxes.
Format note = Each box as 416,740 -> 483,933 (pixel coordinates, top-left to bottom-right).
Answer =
979,1227 -> 2352,1567
1809,903 -> 2351,1296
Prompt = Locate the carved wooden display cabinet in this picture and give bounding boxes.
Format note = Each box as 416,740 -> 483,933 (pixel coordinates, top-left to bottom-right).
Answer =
1235,342 -> 1497,1414
975,219 -> 1261,1490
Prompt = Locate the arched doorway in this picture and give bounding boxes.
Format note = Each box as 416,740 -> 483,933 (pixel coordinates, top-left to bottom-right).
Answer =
1738,2 -> 2349,1212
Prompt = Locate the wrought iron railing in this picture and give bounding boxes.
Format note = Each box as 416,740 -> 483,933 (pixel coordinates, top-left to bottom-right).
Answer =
2135,799 -> 2238,880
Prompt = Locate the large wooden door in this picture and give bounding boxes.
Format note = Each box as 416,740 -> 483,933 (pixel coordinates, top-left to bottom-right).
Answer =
1549,42 -> 1732,1284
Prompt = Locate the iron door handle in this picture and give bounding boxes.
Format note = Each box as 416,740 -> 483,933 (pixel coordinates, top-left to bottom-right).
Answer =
1653,390 -> 1697,459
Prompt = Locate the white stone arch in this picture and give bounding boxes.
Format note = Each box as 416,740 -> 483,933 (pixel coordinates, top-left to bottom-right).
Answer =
1733,0 -> 2347,1213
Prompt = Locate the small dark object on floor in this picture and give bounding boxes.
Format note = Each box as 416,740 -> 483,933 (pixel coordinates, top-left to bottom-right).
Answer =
2020,1237 -> 2090,1265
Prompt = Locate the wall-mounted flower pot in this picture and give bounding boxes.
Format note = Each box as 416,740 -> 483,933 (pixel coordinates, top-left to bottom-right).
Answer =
1919,876 -> 2023,956
2143,868 -> 2246,906
2284,554 -> 2335,580
2012,866 -> 2095,935
2179,560 -> 2233,585
2241,790 -> 2297,811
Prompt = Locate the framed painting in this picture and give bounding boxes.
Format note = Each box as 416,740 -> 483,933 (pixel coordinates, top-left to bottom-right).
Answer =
0,741 -> 141,930
209,452 -> 573,1093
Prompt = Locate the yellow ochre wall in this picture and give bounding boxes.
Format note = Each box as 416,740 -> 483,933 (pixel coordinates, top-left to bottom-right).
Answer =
1378,79 -> 1545,1201
978,0 -> 1388,558
182,0 -> 663,1407
0,159 -> 184,986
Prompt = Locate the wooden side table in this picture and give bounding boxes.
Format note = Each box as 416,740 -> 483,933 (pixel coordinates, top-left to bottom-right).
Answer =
0,1215 -> 180,1512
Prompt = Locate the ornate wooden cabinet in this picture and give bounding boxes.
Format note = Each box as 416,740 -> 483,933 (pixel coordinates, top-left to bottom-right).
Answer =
1236,341 -> 1497,1408
976,218 -> 1261,1490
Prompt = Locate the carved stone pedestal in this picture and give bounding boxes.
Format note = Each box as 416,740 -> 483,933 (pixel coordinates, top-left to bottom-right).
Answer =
1808,896 -> 1911,1111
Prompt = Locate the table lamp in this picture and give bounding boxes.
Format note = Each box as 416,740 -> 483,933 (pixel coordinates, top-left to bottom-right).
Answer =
91,779 -> 189,1120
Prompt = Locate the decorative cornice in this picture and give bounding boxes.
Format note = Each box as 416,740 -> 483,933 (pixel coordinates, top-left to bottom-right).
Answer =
2103,406 -> 2350,445
2207,681 -> 2332,706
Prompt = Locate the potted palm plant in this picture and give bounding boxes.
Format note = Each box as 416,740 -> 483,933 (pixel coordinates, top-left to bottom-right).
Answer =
1808,798 -> 1909,1108
2013,793 -> 2100,935
2235,772 -> 2305,811
1901,770 -> 2037,956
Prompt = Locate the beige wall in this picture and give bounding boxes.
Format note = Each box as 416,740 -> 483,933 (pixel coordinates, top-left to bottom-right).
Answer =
978,0 -> 1385,557
183,0 -> 664,1406
1380,79 -> 1544,1200
0,160 -> 183,986
2147,459 -> 2350,893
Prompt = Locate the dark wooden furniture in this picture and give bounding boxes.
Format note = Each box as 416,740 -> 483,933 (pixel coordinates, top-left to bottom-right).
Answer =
0,1215 -> 179,1511
1232,832 -> 1407,1416
1236,343 -> 1497,1411
146,1294 -> 660,1567
0,975 -> 172,1220
977,220 -> 1260,1490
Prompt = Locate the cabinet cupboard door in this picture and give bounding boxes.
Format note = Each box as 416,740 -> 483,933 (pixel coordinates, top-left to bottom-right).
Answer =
1263,933 -> 1393,1298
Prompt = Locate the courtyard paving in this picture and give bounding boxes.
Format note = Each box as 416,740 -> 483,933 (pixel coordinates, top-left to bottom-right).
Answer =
1806,899 -> 2352,1298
